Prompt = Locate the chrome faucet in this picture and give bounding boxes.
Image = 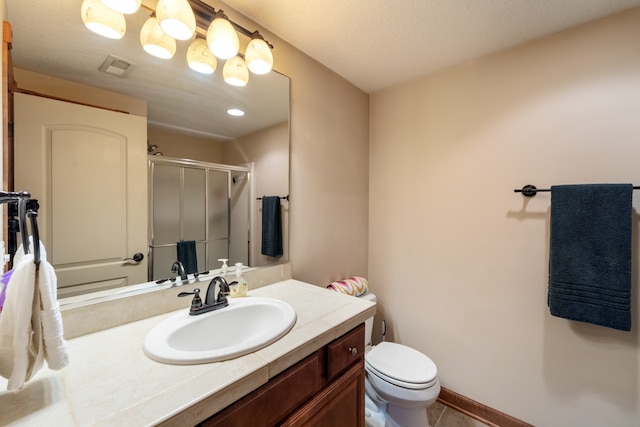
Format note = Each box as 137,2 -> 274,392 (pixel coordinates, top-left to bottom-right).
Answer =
171,261 -> 188,280
178,276 -> 237,316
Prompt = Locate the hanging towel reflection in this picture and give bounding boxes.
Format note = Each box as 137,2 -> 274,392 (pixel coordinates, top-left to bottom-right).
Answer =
261,196 -> 283,257
177,240 -> 198,274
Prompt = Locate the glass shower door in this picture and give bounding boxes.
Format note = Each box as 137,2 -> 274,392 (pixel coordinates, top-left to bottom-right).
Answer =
208,169 -> 230,270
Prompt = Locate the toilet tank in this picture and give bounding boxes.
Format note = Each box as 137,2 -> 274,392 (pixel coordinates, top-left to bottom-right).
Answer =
359,293 -> 376,347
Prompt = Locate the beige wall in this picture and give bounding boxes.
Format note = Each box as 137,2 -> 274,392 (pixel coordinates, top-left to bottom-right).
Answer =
13,68 -> 147,116
147,126 -> 224,163
228,122 -> 290,265
246,16 -> 370,285
369,8 -> 640,427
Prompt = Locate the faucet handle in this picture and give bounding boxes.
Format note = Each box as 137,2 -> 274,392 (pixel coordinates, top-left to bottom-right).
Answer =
217,279 -> 235,303
178,288 -> 203,312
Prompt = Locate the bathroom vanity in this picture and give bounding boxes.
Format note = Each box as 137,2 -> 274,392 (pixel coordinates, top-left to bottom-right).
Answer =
203,324 -> 365,426
0,279 -> 375,426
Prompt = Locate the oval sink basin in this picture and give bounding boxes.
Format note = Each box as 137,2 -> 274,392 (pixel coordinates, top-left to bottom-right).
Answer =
143,297 -> 296,364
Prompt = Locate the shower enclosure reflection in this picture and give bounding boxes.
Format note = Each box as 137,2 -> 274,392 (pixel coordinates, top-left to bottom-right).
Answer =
149,158 -> 251,280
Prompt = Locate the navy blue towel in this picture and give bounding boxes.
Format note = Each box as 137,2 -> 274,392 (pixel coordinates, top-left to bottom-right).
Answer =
261,196 -> 283,257
177,240 -> 198,274
549,184 -> 633,331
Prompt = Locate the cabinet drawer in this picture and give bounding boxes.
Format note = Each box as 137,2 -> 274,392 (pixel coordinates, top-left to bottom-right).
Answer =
326,323 -> 364,380
202,351 -> 323,427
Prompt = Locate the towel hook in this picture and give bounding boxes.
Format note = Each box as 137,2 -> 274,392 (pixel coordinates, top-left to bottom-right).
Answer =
17,197 -> 30,255
27,200 -> 41,269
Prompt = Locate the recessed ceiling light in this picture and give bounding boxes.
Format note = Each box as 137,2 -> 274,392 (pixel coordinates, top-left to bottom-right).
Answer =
227,108 -> 245,117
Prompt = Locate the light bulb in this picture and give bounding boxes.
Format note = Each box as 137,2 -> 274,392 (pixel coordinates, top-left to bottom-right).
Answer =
223,56 -> 249,87
156,0 -> 196,40
100,0 -> 141,14
245,37 -> 273,74
207,16 -> 239,60
140,17 -> 176,59
81,0 -> 126,39
187,38 -> 217,74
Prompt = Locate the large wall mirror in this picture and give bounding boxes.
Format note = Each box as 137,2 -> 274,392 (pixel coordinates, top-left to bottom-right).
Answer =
5,0 -> 290,303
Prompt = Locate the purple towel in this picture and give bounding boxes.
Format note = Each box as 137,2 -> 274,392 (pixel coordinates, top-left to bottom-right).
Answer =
0,269 -> 14,311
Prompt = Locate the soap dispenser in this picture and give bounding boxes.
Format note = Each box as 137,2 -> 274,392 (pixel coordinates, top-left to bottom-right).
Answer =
218,258 -> 229,274
229,262 -> 248,298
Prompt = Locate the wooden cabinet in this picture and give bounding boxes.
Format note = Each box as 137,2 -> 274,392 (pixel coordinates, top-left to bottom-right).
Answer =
201,324 -> 365,427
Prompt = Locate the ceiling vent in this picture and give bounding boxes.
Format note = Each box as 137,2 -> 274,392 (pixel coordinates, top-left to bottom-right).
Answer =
99,54 -> 136,77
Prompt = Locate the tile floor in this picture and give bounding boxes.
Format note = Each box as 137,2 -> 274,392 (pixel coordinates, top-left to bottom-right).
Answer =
428,401 -> 490,427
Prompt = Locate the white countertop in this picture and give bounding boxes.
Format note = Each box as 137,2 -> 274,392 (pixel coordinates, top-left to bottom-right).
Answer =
0,279 -> 375,426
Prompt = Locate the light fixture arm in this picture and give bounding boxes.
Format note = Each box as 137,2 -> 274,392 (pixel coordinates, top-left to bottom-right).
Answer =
137,0 -> 272,49
248,30 -> 273,49
187,0 -> 273,49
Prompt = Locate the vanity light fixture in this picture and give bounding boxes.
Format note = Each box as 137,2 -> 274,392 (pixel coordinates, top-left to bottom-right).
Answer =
206,12 -> 239,60
100,0 -> 141,14
223,55 -> 249,87
245,33 -> 273,75
81,0 -> 126,40
186,37 -> 217,74
156,0 -> 196,41
140,15 -> 177,59
87,0 -> 275,86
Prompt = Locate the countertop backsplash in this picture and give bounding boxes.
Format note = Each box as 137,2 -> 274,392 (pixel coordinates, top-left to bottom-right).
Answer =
61,262 -> 293,339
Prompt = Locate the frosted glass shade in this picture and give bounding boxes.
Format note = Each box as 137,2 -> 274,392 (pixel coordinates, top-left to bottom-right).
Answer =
187,38 -> 217,74
223,56 -> 249,87
207,17 -> 239,60
156,0 -> 196,40
140,17 -> 176,59
81,0 -> 126,39
245,37 -> 273,74
100,0 -> 141,14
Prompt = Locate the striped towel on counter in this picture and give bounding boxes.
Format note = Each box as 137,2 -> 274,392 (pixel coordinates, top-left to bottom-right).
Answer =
327,276 -> 369,297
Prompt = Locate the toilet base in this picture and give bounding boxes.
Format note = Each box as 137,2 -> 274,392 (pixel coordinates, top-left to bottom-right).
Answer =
386,404 -> 429,427
365,376 -> 438,427
364,393 -> 385,427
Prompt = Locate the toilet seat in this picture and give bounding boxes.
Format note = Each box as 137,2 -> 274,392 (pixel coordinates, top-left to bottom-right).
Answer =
365,342 -> 438,390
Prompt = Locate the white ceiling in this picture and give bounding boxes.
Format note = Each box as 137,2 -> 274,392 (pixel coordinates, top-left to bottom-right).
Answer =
224,0 -> 640,93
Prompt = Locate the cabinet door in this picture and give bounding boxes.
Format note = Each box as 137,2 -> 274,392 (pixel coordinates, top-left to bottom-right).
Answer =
281,359 -> 365,427
201,351 -> 323,427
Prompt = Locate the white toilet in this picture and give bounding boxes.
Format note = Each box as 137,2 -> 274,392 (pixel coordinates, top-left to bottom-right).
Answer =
361,293 -> 441,427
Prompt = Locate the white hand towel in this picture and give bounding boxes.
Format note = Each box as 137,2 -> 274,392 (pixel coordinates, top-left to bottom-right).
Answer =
0,254 -> 44,390
38,257 -> 69,370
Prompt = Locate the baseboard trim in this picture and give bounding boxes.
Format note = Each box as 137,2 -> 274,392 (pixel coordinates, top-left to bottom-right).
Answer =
437,387 -> 533,427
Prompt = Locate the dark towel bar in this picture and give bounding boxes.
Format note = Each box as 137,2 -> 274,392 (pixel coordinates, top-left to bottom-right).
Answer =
257,195 -> 289,201
515,184 -> 640,198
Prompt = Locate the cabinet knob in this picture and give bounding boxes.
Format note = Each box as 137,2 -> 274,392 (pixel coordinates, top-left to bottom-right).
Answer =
348,347 -> 358,357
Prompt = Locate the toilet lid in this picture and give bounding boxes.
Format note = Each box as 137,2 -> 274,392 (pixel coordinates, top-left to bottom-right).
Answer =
365,342 -> 438,389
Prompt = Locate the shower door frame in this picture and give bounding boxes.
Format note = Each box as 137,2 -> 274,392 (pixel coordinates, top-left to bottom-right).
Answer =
147,156 -> 252,281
